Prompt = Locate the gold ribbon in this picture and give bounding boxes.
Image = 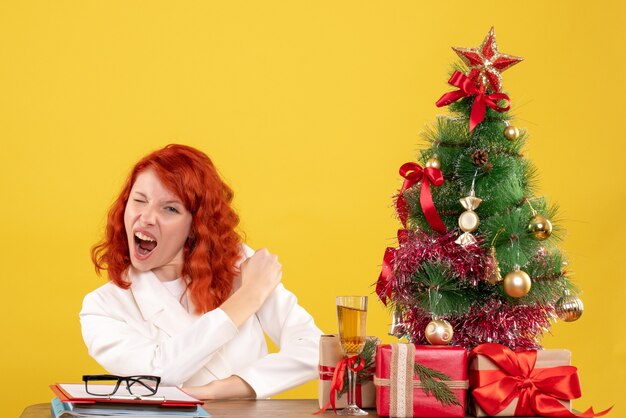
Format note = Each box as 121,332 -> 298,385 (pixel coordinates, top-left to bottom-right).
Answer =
373,376 -> 469,389
389,343 -> 412,417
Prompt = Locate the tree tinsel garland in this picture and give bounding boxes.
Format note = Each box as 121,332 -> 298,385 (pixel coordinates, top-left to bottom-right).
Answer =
385,222 -> 560,350
451,299 -> 555,350
392,229 -> 492,300
401,299 -> 555,350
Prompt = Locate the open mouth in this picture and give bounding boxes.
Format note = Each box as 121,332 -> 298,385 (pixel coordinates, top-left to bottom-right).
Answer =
134,231 -> 158,257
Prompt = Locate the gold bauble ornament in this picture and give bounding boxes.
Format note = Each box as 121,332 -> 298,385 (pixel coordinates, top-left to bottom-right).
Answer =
528,215 -> 553,239
503,125 -> 519,141
555,294 -> 584,322
424,319 -> 454,345
503,269 -> 532,298
426,157 -> 441,170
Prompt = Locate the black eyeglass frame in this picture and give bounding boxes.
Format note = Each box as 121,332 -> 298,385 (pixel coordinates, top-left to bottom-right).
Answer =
82,374 -> 161,397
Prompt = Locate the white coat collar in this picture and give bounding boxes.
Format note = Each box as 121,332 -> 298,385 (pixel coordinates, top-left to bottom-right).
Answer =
129,268 -> 197,334
128,267 -> 234,380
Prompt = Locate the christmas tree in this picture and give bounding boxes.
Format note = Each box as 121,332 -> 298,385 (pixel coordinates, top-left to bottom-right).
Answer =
376,28 -> 584,351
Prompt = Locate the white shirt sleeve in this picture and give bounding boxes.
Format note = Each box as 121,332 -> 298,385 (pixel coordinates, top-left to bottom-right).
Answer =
80,288 -> 239,386
233,283 -> 323,398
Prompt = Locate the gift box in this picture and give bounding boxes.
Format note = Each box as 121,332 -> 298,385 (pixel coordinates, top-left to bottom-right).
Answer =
317,334 -> 378,410
374,343 -> 468,418
470,343 -> 577,417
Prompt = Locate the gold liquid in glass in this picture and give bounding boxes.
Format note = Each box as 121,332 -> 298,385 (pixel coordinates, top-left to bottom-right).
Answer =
337,305 -> 367,356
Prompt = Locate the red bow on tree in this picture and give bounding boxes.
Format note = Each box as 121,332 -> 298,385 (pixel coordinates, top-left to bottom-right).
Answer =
436,71 -> 511,131
376,230 -> 410,305
376,247 -> 396,306
396,162 -> 447,233
470,343 -> 612,418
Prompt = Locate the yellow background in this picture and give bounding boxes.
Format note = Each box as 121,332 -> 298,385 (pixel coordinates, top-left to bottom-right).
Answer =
1,1 -> 624,416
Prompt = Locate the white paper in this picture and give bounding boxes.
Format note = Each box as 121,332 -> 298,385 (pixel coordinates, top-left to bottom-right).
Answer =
59,384 -> 200,403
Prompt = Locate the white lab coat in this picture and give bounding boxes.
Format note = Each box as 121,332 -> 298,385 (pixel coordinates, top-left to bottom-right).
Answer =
79,245 -> 322,398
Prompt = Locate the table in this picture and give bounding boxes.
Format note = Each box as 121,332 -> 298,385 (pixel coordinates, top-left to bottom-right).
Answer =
22,399 -> 379,418
21,400 -> 533,417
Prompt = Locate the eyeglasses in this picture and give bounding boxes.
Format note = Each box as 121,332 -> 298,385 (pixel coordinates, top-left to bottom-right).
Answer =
82,374 -> 161,397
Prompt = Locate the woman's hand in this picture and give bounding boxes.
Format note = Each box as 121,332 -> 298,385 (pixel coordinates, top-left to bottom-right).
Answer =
239,248 -> 282,303
219,248 -> 282,328
182,375 -> 256,400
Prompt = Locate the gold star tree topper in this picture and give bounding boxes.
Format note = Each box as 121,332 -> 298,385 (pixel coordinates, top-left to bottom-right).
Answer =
452,27 -> 523,92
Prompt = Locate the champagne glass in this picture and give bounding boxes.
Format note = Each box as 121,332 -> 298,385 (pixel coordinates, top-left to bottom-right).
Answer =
336,296 -> 368,416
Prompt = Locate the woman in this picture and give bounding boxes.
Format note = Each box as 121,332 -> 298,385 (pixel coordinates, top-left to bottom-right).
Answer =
80,144 -> 322,399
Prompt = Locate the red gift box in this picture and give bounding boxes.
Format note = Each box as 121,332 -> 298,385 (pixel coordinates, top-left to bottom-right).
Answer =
469,343 -> 612,418
374,343 -> 468,418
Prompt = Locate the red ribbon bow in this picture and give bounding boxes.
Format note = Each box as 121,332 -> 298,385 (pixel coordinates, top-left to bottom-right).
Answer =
376,247 -> 396,306
436,71 -> 511,131
470,343 -> 612,417
315,356 -> 365,414
396,162 -> 447,233
375,229 -> 410,305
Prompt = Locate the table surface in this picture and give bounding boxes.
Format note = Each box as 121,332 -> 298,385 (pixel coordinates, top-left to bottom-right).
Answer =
20,399 -> 544,418
21,399 -> 539,417
21,399 -> 544,418
23,399 -> 375,418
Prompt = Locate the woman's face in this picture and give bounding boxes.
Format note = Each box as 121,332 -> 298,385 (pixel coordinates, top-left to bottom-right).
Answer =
124,169 -> 193,281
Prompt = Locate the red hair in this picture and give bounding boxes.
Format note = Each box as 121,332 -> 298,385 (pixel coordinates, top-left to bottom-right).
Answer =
91,144 -> 242,314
